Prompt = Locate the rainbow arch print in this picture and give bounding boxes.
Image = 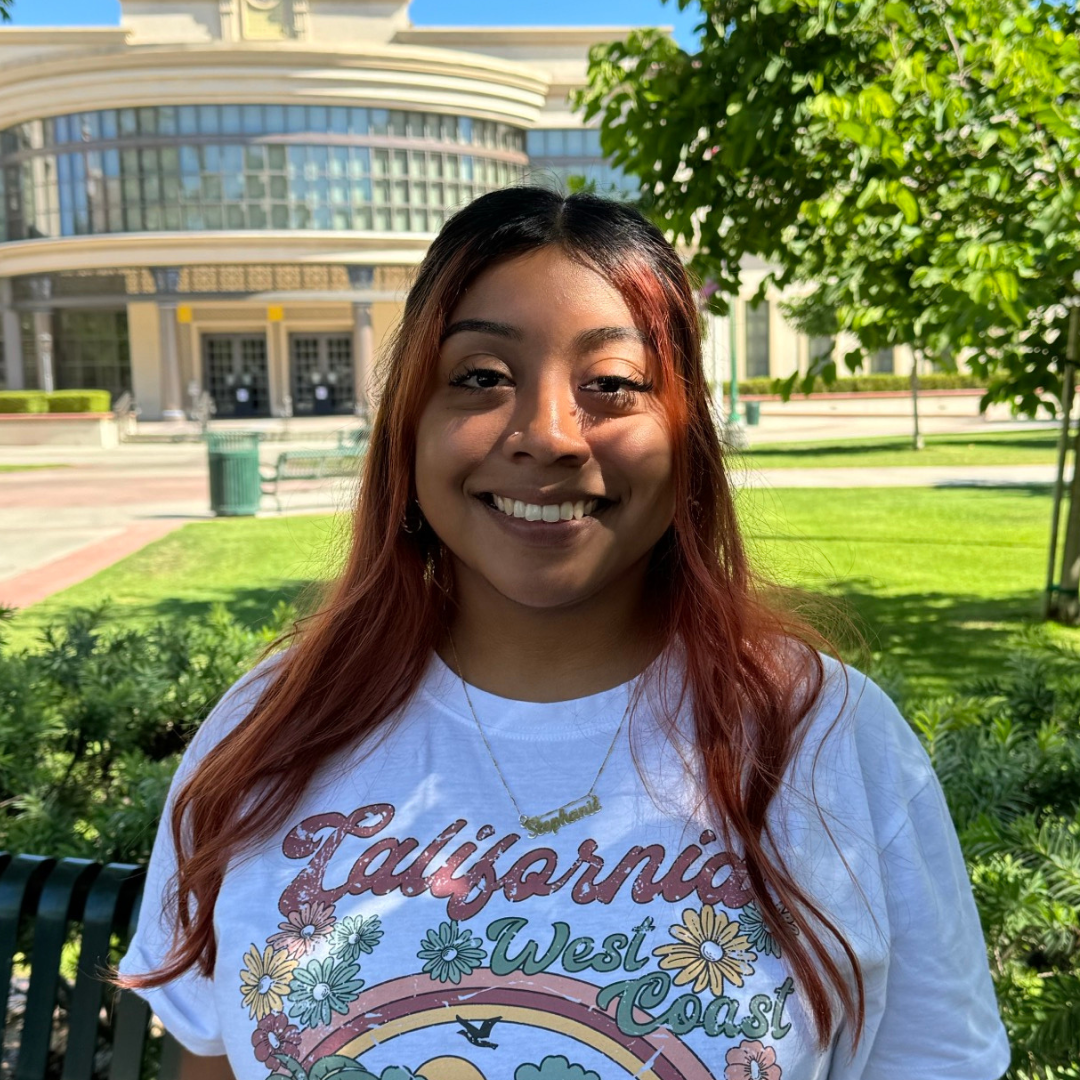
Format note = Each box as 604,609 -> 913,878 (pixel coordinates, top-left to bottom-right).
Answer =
302,970 -> 715,1080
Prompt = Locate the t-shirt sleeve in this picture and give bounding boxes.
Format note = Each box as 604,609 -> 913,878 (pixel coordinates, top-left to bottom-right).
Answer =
836,674 -> 1011,1079
855,774 -> 1011,1078
116,658 -> 280,1057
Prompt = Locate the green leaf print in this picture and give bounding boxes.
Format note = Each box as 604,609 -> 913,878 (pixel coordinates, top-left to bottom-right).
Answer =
309,1055 -> 379,1080
272,1054 -> 308,1080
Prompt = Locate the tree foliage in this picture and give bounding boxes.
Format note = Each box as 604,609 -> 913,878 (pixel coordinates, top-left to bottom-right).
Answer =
578,0 -> 1080,416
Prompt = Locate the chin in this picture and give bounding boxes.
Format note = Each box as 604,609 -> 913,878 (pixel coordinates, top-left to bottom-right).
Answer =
484,571 -> 609,611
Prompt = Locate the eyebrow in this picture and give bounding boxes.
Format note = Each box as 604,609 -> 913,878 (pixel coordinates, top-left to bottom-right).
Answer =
441,319 -> 648,351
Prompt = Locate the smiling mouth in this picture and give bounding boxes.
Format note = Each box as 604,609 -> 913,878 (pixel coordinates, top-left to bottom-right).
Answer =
476,493 -> 610,522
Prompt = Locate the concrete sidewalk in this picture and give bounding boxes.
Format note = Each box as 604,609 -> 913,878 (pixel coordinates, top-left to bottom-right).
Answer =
0,413 -> 1064,610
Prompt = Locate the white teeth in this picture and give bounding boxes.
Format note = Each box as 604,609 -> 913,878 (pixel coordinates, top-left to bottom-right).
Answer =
487,495 -> 602,521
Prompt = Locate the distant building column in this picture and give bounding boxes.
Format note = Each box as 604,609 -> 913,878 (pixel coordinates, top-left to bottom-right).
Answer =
352,302 -> 374,420
348,265 -> 376,420
0,279 -> 23,391
33,311 -> 55,393
153,268 -> 185,420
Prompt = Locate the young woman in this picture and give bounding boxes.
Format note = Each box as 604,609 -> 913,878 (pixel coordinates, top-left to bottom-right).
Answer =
120,188 -> 1009,1080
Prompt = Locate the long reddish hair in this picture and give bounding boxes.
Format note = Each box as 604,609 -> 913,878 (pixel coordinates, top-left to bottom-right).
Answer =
122,188 -> 862,1047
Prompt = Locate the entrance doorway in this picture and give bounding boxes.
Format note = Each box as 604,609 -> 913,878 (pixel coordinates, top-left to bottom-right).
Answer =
203,334 -> 270,418
289,334 -> 355,416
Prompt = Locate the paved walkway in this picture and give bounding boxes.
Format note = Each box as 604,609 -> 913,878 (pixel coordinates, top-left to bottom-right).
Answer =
0,413 -> 1065,610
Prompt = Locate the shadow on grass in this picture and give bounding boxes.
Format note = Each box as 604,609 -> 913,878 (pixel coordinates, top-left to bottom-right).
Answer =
12,580 -> 329,647
798,580 -> 1046,699
142,579 -> 331,629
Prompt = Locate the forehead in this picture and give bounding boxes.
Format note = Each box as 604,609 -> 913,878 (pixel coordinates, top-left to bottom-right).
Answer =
447,247 -> 642,332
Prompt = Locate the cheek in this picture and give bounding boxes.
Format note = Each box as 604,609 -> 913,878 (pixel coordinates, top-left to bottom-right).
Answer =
415,409 -> 500,501
602,422 -> 675,510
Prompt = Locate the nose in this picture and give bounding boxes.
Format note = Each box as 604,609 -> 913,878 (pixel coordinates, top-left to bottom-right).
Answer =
502,373 -> 589,466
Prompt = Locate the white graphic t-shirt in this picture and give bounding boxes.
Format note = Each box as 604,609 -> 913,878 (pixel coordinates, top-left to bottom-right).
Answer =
120,654 -> 1009,1080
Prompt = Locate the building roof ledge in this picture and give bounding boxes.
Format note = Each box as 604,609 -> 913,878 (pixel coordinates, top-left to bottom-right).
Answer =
395,26 -> 669,46
0,27 -> 131,44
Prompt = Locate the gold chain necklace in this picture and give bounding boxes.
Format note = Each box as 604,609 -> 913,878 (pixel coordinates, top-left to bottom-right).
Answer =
447,635 -> 634,839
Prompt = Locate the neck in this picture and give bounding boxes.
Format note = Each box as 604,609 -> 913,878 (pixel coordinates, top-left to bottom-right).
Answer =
440,562 -> 664,702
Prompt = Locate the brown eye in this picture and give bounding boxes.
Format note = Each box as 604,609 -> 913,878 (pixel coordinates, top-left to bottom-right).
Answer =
449,367 -> 512,391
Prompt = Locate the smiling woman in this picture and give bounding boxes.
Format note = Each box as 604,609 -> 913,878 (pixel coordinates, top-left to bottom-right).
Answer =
115,188 -> 1009,1080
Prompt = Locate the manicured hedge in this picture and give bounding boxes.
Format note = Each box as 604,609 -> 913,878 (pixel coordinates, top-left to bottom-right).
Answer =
0,390 -> 112,414
0,391 -> 48,414
737,373 -> 985,396
47,390 -> 112,413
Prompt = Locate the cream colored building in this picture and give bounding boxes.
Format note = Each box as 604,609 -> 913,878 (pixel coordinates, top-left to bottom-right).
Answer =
0,0 -> 906,419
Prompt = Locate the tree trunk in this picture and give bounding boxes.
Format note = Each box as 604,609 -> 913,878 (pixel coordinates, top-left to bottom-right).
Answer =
1057,422 -> 1080,626
910,355 -> 925,450
1045,357 -> 1076,619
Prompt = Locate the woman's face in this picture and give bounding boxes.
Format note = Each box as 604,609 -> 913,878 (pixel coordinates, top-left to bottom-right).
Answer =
414,246 -> 676,613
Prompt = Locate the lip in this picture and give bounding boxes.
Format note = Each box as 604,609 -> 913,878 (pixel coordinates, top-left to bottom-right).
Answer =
476,489 -> 609,506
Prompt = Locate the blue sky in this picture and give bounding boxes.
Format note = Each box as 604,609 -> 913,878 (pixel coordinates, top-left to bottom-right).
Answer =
5,0 -> 704,48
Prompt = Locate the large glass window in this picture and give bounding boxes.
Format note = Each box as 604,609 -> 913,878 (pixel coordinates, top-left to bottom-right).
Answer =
525,127 -> 634,196
745,302 -> 771,379
0,105 -> 528,241
54,310 -> 130,399
871,347 -> 894,373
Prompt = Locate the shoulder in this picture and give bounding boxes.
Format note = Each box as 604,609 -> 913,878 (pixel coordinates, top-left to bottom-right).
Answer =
787,655 -> 939,848
181,650 -> 287,771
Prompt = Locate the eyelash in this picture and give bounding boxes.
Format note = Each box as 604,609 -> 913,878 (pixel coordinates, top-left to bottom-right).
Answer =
448,365 -> 654,407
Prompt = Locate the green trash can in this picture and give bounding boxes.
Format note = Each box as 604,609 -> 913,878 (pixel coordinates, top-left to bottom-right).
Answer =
744,400 -> 761,426
206,431 -> 263,516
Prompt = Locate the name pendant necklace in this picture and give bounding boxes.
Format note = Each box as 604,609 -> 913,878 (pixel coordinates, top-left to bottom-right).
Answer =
448,635 -> 634,839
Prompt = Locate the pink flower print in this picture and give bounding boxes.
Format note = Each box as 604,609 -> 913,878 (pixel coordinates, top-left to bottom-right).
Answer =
724,1039 -> 782,1080
251,1012 -> 301,1064
267,901 -> 336,959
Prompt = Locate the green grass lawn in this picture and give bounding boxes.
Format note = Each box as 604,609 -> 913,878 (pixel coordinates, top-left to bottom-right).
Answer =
10,485 -> 1078,697
735,428 -> 1060,469
8,514 -> 348,647
737,483 -> 1074,695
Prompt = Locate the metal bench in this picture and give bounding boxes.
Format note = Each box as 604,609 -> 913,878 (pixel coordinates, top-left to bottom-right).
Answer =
1,853 -> 180,1079
259,442 -> 367,511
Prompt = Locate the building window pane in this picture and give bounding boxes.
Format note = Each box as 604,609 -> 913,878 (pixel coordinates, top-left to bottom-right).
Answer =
221,105 -> 242,134
242,105 -> 263,134
809,336 -> 833,365
178,106 -> 198,135
199,105 -> 220,134
745,301 -> 770,379
286,106 -> 306,133
265,105 -> 285,133
350,108 -> 369,136
871,347 -> 894,373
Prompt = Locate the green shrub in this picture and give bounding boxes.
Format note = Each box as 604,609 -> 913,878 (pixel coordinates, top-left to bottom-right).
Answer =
0,391 -> 48,414
737,373 -> 986,396
904,630 -> 1080,1079
0,601 -> 293,865
47,389 -> 112,413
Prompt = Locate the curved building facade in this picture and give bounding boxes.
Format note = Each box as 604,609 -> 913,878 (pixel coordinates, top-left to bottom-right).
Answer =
0,1 -> 636,418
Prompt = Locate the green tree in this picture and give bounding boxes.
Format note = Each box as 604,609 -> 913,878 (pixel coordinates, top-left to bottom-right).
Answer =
578,0 -> 1080,622
1,0 -> 12,22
